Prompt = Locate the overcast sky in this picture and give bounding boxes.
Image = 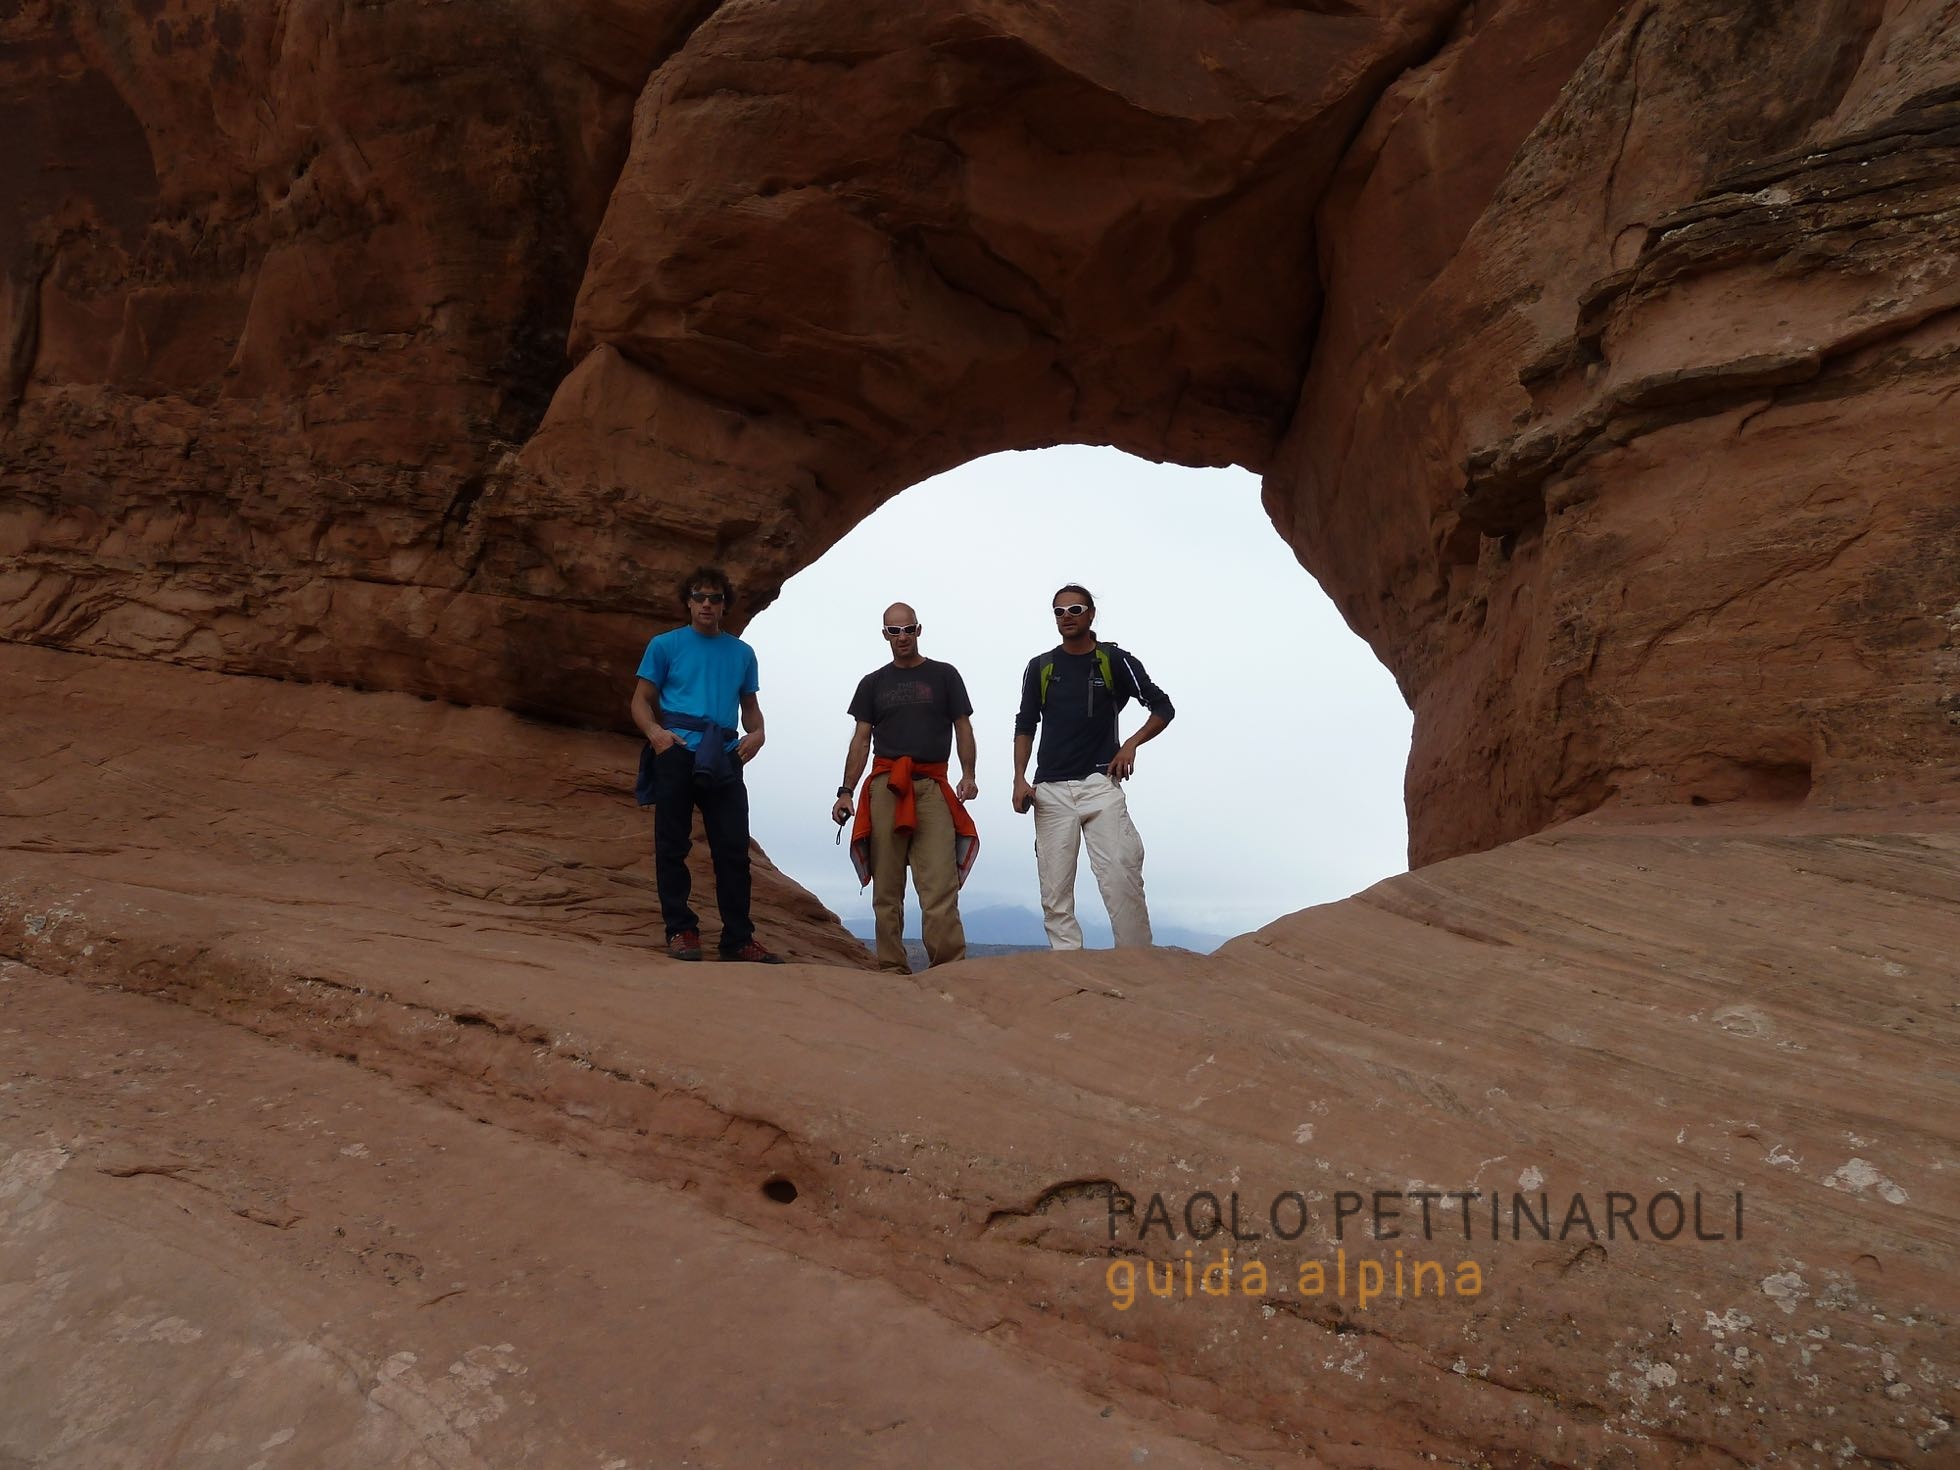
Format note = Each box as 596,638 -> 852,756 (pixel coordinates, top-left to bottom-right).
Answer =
740,446 -> 1413,943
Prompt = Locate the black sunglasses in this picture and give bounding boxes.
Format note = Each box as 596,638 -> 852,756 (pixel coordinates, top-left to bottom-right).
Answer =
689,591 -> 727,604
882,623 -> 921,637
1052,603 -> 1090,617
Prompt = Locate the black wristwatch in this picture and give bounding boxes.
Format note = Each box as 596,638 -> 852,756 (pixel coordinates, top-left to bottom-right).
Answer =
836,786 -> 852,798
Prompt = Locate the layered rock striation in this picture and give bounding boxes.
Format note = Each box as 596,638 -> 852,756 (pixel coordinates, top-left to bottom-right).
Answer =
1278,0 -> 1960,859
1,0 -> 703,717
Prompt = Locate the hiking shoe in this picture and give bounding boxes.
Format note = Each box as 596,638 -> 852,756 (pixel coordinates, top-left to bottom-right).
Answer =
721,940 -> 785,965
666,928 -> 703,961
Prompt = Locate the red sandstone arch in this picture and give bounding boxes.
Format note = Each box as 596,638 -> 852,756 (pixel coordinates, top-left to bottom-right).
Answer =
3,0 -> 1955,868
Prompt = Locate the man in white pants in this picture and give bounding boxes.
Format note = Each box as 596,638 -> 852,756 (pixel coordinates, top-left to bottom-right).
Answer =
1010,584 -> 1175,948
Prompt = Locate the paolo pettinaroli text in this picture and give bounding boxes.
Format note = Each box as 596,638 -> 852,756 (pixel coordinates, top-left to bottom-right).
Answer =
1108,1187 -> 1745,1244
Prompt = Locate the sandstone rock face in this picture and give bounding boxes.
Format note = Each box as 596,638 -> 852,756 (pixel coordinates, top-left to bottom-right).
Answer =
2,0 -> 1477,721
5,1 -> 1952,858
1275,0 -> 1960,861
0,0 -> 701,717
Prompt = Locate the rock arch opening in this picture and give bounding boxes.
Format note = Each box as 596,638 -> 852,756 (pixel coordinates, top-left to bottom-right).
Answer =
742,446 -> 1411,951
4,0 -> 1946,893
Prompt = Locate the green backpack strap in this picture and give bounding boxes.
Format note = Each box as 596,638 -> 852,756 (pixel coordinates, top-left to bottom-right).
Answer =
1039,645 -> 1123,707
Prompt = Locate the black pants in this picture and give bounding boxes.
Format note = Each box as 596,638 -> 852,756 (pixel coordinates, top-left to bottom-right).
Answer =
650,744 -> 754,951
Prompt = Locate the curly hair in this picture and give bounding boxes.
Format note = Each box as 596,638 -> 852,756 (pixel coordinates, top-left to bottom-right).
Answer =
678,565 -> 736,614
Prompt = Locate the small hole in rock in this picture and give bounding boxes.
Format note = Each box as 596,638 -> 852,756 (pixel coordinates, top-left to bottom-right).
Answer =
762,1177 -> 798,1204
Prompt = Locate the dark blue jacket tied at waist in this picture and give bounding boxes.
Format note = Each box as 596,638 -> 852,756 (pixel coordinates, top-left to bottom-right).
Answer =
634,713 -> 743,807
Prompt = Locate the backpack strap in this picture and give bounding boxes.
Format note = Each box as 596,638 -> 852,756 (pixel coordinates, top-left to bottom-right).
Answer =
1099,642 -> 1131,713
1037,643 -> 1129,711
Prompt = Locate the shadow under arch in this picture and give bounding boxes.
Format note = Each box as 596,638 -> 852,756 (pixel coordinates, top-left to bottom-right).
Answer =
741,445 -> 1411,954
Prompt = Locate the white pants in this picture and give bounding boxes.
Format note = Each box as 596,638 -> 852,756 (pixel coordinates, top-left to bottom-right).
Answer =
1031,775 -> 1153,949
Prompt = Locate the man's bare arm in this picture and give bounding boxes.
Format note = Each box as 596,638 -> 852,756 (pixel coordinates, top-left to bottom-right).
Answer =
953,716 -> 978,801
832,721 -> 873,823
630,679 -> 678,753
737,692 -> 766,763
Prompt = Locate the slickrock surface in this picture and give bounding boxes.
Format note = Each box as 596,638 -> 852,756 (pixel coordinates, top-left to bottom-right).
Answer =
0,969 -> 1239,1470
0,643 -> 866,972
6,643 -> 1958,1466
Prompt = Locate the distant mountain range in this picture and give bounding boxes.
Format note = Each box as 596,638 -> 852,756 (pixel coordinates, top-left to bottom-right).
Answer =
843,903 -> 1227,956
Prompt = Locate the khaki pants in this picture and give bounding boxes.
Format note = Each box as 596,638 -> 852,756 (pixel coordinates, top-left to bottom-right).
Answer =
1031,775 -> 1153,949
869,773 -> 966,974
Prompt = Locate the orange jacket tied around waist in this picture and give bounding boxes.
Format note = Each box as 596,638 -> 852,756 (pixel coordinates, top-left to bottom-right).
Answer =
849,756 -> 980,889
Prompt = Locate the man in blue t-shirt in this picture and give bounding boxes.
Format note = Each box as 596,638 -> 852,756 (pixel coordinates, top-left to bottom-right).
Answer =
629,566 -> 784,964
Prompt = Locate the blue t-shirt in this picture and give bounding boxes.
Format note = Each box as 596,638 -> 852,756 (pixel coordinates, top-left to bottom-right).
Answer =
637,627 -> 760,753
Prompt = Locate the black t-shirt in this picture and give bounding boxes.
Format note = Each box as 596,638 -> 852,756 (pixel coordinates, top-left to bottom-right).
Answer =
848,658 -> 974,763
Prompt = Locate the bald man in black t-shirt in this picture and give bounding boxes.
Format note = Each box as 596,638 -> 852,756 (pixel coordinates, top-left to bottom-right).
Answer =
831,604 -> 979,973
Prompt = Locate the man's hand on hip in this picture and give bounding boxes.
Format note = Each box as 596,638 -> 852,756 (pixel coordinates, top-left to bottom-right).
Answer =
1107,741 -> 1139,782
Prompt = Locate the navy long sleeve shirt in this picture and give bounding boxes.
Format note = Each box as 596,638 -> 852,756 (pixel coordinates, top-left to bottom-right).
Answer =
1015,641 -> 1174,783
